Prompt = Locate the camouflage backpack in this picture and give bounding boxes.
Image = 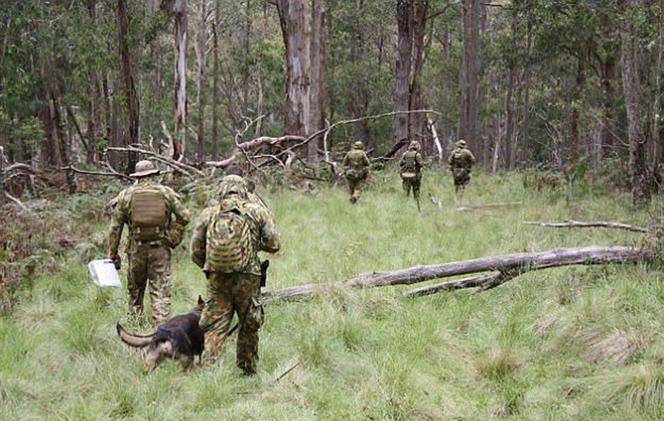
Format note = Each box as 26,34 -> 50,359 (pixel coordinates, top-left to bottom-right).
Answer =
400,151 -> 419,179
130,187 -> 168,242
205,198 -> 254,273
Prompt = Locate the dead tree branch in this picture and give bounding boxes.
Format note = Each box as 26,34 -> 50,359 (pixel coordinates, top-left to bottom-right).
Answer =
3,191 -> 30,212
456,202 -> 522,212
62,165 -> 133,181
262,245 -> 645,303
106,146 -> 204,178
524,219 -> 647,233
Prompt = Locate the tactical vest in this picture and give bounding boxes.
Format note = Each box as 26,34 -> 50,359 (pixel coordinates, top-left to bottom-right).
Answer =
401,151 -> 420,177
205,198 -> 255,273
130,188 -> 168,242
451,150 -> 469,169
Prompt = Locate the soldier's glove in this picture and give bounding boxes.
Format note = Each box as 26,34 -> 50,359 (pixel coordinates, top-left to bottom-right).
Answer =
260,260 -> 270,287
165,222 -> 185,248
110,254 -> 122,270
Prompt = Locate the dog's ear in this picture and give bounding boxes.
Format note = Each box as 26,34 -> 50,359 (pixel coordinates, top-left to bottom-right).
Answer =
197,295 -> 205,307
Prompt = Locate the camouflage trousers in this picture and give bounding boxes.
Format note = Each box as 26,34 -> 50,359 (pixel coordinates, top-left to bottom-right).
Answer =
452,167 -> 471,187
346,176 -> 367,203
401,174 -> 421,200
127,243 -> 172,325
199,272 -> 263,375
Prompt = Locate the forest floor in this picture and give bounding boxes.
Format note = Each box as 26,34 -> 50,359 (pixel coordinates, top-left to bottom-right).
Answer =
2,169 -> 664,420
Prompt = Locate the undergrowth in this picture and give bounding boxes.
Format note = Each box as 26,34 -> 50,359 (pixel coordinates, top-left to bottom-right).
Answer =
1,169 -> 664,419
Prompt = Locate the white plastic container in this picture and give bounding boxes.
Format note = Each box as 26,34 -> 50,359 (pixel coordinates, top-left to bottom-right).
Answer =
88,259 -> 122,288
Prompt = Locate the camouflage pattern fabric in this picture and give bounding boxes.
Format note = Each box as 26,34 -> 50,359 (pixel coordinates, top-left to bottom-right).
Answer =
199,272 -> 263,374
127,244 -> 172,324
342,146 -> 370,203
107,179 -> 190,324
190,175 -> 280,374
400,149 -> 423,200
448,147 -> 476,188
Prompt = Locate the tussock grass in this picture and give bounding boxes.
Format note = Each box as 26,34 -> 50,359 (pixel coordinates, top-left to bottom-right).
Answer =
1,170 -> 663,419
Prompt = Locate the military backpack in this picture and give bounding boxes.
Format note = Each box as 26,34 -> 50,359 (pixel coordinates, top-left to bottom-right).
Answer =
400,151 -> 420,179
130,188 -> 168,242
205,198 -> 255,273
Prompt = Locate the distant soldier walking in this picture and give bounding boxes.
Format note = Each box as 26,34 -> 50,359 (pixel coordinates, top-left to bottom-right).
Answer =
399,140 -> 424,206
108,160 -> 190,325
448,139 -> 476,197
190,175 -> 281,375
342,141 -> 371,204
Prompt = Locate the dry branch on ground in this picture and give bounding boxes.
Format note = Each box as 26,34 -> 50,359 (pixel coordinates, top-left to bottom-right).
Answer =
524,219 -> 647,233
263,245 -> 647,303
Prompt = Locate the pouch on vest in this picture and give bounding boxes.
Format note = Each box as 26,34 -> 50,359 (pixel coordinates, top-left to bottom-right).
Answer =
346,168 -> 366,180
130,189 -> 168,242
205,203 -> 254,273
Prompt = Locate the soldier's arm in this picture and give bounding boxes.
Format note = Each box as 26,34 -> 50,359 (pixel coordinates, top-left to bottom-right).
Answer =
107,190 -> 129,256
468,150 -> 476,166
164,186 -> 191,226
342,153 -> 350,167
416,153 -> 424,169
362,153 -> 370,167
190,208 -> 212,268
256,208 -> 281,254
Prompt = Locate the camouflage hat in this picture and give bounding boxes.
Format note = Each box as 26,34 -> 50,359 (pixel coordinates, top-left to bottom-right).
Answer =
218,174 -> 248,199
455,139 -> 467,148
130,160 -> 160,178
353,141 -> 364,150
408,140 -> 421,150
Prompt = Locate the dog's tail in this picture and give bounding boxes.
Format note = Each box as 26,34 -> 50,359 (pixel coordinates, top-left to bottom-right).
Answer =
116,322 -> 154,348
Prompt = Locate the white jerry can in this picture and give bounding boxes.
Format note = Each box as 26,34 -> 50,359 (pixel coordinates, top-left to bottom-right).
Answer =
88,259 -> 122,288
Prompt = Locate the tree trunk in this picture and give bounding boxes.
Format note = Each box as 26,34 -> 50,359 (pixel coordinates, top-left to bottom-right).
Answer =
195,0 -> 208,162
211,0 -> 220,161
350,0 -> 371,146
308,0 -> 325,162
161,0 -> 188,160
521,18 -> 532,166
393,0 -> 413,144
277,0 -> 312,152
118,0 -> 140,174
621,0 -> 651,204
408,0 -> 429,144
600,56 -> 617,160
460,0 -> 480,152
505,12 -> 517,170
569,56 -> 585,165
0,146 -> 5,204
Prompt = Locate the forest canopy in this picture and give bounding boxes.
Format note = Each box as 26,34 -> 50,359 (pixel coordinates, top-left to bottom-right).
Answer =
0,0 -> 663,203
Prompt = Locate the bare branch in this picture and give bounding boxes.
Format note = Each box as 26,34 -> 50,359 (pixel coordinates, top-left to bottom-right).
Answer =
61,165 -> 133,181
524,219 -> 647,233
106,146 -> 204,178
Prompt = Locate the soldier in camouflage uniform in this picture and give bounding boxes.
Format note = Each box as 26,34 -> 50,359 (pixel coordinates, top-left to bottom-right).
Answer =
399,140 -> 424,201
342,141 -> 371,204
448,139 -> 476,196
190,175 -> 280,375
108,160 -> 191,325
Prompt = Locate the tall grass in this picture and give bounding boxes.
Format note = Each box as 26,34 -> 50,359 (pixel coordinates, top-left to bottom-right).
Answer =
1,170 -> 663,419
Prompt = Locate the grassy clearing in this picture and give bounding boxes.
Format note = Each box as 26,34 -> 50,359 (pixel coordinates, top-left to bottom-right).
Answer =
2,169 -> 664,419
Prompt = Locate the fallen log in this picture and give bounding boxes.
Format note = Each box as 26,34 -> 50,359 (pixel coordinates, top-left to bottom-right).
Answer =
524,219 -> 647,233
456,202 -> 522,212
262,245 -> 646,304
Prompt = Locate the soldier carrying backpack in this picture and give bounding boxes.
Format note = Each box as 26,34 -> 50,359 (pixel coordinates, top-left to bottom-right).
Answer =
399,140 -> 424,204
108,160 -> 191,325
190,175 -> 281,376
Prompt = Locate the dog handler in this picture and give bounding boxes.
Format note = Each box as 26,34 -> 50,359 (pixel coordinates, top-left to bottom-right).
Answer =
190,175 -> 281,375
107,160 -> 190,325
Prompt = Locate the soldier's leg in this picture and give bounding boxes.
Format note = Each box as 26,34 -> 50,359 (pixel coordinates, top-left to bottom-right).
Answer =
147,245 -> 172,325
127,248 -> 148,318
233,274 -> 262,375
352,178 -> 365,201
402,178 -> 410,196
348,178 -> 358,203
199,274 -> 235,359
413,177 -> 421,201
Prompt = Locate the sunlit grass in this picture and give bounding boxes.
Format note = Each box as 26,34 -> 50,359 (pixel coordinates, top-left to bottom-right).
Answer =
1,169 -> 663,419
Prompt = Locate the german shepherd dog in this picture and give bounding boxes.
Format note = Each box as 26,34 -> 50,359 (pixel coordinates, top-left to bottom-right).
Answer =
116,297 -> 205,373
